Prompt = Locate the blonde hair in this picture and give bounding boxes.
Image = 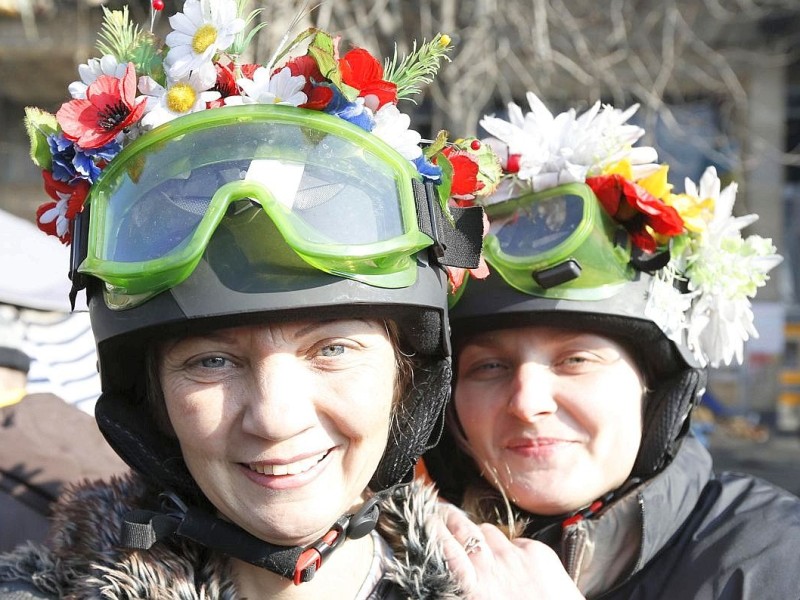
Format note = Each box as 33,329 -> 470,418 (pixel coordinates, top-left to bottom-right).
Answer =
443,400 -> 531,539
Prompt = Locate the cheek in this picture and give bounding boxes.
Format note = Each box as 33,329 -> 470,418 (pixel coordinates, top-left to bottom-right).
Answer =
331,361 -> 396,440
454,386 -> 496,455
595,372 -> 644,453
162,379 -> 233,449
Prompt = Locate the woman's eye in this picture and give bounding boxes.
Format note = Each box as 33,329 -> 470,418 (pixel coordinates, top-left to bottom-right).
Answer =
556,353 -> 601,372
562,355 -> 589,365
199,356 -> 229,369
462,359 -> 507,378
319,344 -> 345,357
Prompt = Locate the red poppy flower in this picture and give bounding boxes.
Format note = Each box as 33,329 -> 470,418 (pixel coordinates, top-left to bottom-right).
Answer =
213,62 -> 239,98
284,55 -> 332,110
56,62 -> 146,150
286,56 -> 324,93
339,48 -> 397,108
439,148 -> 483,198
37,170 -> 90,243
240,63 -> 261,80
587,174 -> 684,252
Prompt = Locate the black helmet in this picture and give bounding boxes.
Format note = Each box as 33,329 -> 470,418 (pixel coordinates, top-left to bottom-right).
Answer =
26,7 -> 486,581
425,92 -> 781,506
68,105 -> 485,497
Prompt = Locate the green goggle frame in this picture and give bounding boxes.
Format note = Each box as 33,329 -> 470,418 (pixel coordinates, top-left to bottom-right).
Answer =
75,106 -> 442,308
476,182 -> 634,301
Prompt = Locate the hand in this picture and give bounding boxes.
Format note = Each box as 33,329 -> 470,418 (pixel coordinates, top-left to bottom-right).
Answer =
437,505 -> 585,600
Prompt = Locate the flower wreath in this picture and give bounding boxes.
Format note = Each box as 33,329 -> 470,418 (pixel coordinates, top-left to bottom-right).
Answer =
461,91 -> 782,368
24,0 -> 499,245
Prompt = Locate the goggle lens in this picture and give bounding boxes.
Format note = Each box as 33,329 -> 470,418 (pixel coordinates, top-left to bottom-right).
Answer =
482,183 -> 634,300
79,107 -> 432,302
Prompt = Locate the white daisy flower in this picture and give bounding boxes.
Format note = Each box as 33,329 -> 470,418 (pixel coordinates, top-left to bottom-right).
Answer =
225,66 -> 307,106
68,55 -> 127,99
38,196 -> 73,240
678,167 -> 782,366
138,74 -> 221,131
480,91 -> 658,192
164,0 -> 245,90
645,268 -> 695,348
371,104 -> 422,161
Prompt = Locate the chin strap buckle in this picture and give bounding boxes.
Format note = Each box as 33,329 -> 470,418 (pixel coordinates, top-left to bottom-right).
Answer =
293,517 -> 347,585
291,489 -> 392,585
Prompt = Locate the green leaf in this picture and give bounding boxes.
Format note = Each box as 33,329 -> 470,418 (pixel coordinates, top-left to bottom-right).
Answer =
24,107 -> 59,170
308,31 -> 359,101
228,5 -> 265,56
435,154 -> 456,225
424,130 -> 449,159
268,26 -> 316,68
131,33 -> 165,83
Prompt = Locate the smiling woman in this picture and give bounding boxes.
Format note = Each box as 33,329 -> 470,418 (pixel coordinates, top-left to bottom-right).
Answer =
453,327 -> 645,517
422,92 -> 800,600
157,320 -> 399,548
0,0 -> 490,596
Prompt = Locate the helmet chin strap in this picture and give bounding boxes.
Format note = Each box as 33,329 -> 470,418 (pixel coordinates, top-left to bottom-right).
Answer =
120,486 -> 399,584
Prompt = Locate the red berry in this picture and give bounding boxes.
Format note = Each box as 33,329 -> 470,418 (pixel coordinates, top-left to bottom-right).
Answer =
152,0 -> 165,10
470,139 -> 481,151
506,153 -> 521,173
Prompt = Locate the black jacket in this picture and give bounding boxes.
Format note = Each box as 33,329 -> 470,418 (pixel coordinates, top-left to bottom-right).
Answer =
0,393 -> 128,553
538,436 -> 800,599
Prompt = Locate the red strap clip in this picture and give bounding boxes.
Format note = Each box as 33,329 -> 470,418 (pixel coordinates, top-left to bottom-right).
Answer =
562,499 -> 604,528
293,527 -> 342,585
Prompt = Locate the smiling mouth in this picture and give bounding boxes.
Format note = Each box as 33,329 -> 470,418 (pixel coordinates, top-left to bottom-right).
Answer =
247,450 -> 330,476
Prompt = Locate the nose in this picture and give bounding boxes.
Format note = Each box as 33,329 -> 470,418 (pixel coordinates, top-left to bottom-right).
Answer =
506,362 -> 559,422
240,355 -> 319,441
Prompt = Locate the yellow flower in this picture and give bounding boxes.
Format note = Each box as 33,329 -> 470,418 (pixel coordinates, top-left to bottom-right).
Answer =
664,192 -> 715,234
637,165 -> 672,201
602,159 -> 633,180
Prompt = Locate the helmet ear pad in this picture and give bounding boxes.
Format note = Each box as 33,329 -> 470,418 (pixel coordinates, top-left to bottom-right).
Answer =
95,390 -> 204,503
632,367 -> 706,478
369,357 -> 452,491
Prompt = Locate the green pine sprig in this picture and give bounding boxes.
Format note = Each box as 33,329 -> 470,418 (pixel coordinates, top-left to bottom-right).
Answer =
383,33 -> 453,103
95,6 -> 146,62
95,6 -> 162,80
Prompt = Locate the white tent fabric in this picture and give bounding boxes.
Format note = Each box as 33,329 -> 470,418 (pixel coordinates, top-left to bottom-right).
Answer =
0,209 -> 99,412
0,208 -> 85,312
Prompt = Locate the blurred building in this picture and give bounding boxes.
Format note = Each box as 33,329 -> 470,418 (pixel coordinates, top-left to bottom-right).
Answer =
0,0 -> 797,426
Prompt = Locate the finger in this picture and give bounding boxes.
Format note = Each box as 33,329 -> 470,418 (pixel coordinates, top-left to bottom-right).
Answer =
431,512 -> 478,591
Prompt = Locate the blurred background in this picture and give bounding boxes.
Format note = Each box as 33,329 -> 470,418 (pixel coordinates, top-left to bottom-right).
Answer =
0,0 -> 798,491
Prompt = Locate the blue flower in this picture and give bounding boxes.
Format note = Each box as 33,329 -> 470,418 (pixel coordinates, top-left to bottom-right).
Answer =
322,85 -> 375,132
47,133 -> 121,184
413,155 -> 442,182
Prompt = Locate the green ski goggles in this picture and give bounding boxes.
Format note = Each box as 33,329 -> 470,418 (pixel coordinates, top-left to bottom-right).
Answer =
480,182 -> 634,300
74,106 -> 441,307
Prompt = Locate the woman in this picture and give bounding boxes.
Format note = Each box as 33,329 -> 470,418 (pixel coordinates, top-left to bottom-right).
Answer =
0,2 -> 488,597
424,93 -> 800,599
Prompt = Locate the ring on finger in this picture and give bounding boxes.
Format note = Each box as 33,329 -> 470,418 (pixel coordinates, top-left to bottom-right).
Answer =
463,535 -> 482,555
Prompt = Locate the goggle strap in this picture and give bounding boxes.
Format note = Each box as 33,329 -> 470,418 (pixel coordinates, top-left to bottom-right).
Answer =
413,179 -> 484,269
630,246 -> 671,273
68,207 -> 90,311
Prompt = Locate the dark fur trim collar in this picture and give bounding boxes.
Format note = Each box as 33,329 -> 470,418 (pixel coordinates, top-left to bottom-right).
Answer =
0,474 -> 461,599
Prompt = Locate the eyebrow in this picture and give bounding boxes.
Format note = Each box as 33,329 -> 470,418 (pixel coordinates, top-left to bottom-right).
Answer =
293,318 -> 372,339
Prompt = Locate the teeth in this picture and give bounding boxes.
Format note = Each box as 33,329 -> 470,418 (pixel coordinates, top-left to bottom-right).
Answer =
249,451 -> 327,476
